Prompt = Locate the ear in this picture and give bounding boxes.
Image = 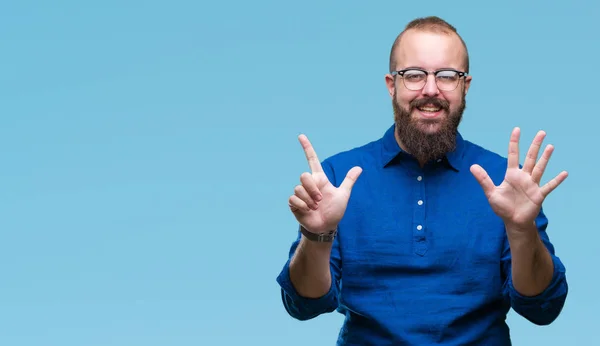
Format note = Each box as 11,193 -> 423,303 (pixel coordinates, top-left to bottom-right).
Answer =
384,74 -> 395,99
463,75 -> 472,96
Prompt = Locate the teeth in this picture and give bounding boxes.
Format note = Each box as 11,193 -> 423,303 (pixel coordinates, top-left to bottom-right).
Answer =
419,107 -> 440,112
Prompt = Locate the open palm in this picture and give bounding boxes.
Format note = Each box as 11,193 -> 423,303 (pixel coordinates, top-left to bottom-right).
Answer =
470,128 -> 568,229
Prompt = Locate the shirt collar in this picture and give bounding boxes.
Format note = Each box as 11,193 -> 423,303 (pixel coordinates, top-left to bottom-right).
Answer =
380,124 -> 403,167
445,132 -> 465,171
380,124 -> 465,171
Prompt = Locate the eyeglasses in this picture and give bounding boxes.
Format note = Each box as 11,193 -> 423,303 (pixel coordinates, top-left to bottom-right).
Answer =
391,68 -> 467,91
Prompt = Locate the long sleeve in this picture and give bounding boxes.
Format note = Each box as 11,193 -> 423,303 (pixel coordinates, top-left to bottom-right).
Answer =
501,208 -> 568,325
276,230 -> 343,320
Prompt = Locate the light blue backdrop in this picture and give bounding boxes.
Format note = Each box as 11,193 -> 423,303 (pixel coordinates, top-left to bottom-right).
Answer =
1,1 -> 597,345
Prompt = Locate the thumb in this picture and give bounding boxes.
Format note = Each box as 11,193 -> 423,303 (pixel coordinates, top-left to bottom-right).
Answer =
470,164 -> 495,199
339,166 -> 363,193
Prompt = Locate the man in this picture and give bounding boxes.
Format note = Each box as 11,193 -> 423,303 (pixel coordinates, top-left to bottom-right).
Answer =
276,16 -> 569,345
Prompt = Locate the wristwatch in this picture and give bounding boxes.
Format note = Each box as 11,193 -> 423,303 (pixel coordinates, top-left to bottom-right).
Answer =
300,225 -> 337,242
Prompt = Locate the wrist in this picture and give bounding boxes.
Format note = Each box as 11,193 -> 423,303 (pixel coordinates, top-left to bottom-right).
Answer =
504,219 -> 537,235
298,231 -> 334,255
300,225 -> 338,243
504,220 -> 541,247
505,221 -> 545,259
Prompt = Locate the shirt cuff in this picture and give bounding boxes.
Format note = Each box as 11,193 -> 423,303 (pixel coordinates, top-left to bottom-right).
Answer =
276,258 -> 338,320
508,255 -> 568,324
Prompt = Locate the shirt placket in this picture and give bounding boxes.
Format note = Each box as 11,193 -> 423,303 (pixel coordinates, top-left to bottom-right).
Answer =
413,172 -> 427,256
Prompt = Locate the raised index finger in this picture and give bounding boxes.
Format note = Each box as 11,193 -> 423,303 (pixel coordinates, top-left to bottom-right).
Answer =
298,134 -> 323,173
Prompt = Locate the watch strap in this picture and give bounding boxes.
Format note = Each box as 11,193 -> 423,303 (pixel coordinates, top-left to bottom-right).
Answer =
300,225 -> 337,242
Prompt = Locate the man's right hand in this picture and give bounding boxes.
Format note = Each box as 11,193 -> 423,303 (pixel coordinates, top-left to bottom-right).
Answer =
288,134 -> 363,235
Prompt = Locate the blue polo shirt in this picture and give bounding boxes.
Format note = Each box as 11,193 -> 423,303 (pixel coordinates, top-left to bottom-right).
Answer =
276,124 -> 568,345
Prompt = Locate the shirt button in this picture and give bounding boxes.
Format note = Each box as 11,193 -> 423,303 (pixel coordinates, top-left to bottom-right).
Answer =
417,200 -> 423,205
417,176 -> 422,181
417,225 -> 423,231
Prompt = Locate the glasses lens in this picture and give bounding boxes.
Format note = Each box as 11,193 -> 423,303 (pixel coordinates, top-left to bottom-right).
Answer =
436,70 -> 460,91
402,70 -> 427,90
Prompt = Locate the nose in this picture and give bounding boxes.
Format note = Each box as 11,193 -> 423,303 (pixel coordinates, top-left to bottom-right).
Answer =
421,74 -> 439,96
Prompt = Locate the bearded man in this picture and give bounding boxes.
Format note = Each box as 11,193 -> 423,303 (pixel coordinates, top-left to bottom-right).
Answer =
276,16 -> 569,346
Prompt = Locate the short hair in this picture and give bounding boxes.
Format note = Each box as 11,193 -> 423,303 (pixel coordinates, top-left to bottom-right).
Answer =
389,16 -> 469,73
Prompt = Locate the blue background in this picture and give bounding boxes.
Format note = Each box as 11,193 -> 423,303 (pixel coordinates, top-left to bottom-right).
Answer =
0,1 -> 597,345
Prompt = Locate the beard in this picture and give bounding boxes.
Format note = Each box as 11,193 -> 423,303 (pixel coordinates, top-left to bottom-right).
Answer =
392,90 -> 466,163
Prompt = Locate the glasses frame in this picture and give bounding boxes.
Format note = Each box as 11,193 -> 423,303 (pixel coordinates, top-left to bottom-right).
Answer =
391,68 -> 468,91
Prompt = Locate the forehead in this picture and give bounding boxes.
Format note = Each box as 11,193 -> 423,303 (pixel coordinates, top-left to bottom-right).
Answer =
395,29 -> 466,71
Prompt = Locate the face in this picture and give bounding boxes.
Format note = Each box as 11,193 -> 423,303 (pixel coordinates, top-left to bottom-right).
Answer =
385,29 -> 472,163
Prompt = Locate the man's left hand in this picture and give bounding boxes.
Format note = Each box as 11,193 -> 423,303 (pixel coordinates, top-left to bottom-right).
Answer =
470,127 -> 568,232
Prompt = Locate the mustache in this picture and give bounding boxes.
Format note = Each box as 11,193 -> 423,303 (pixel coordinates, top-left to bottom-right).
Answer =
410,97 -> 450,111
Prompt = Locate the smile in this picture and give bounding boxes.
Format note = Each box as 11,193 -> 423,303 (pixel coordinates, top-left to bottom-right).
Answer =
416,105 -> 444,118
418,106 -> 441,112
